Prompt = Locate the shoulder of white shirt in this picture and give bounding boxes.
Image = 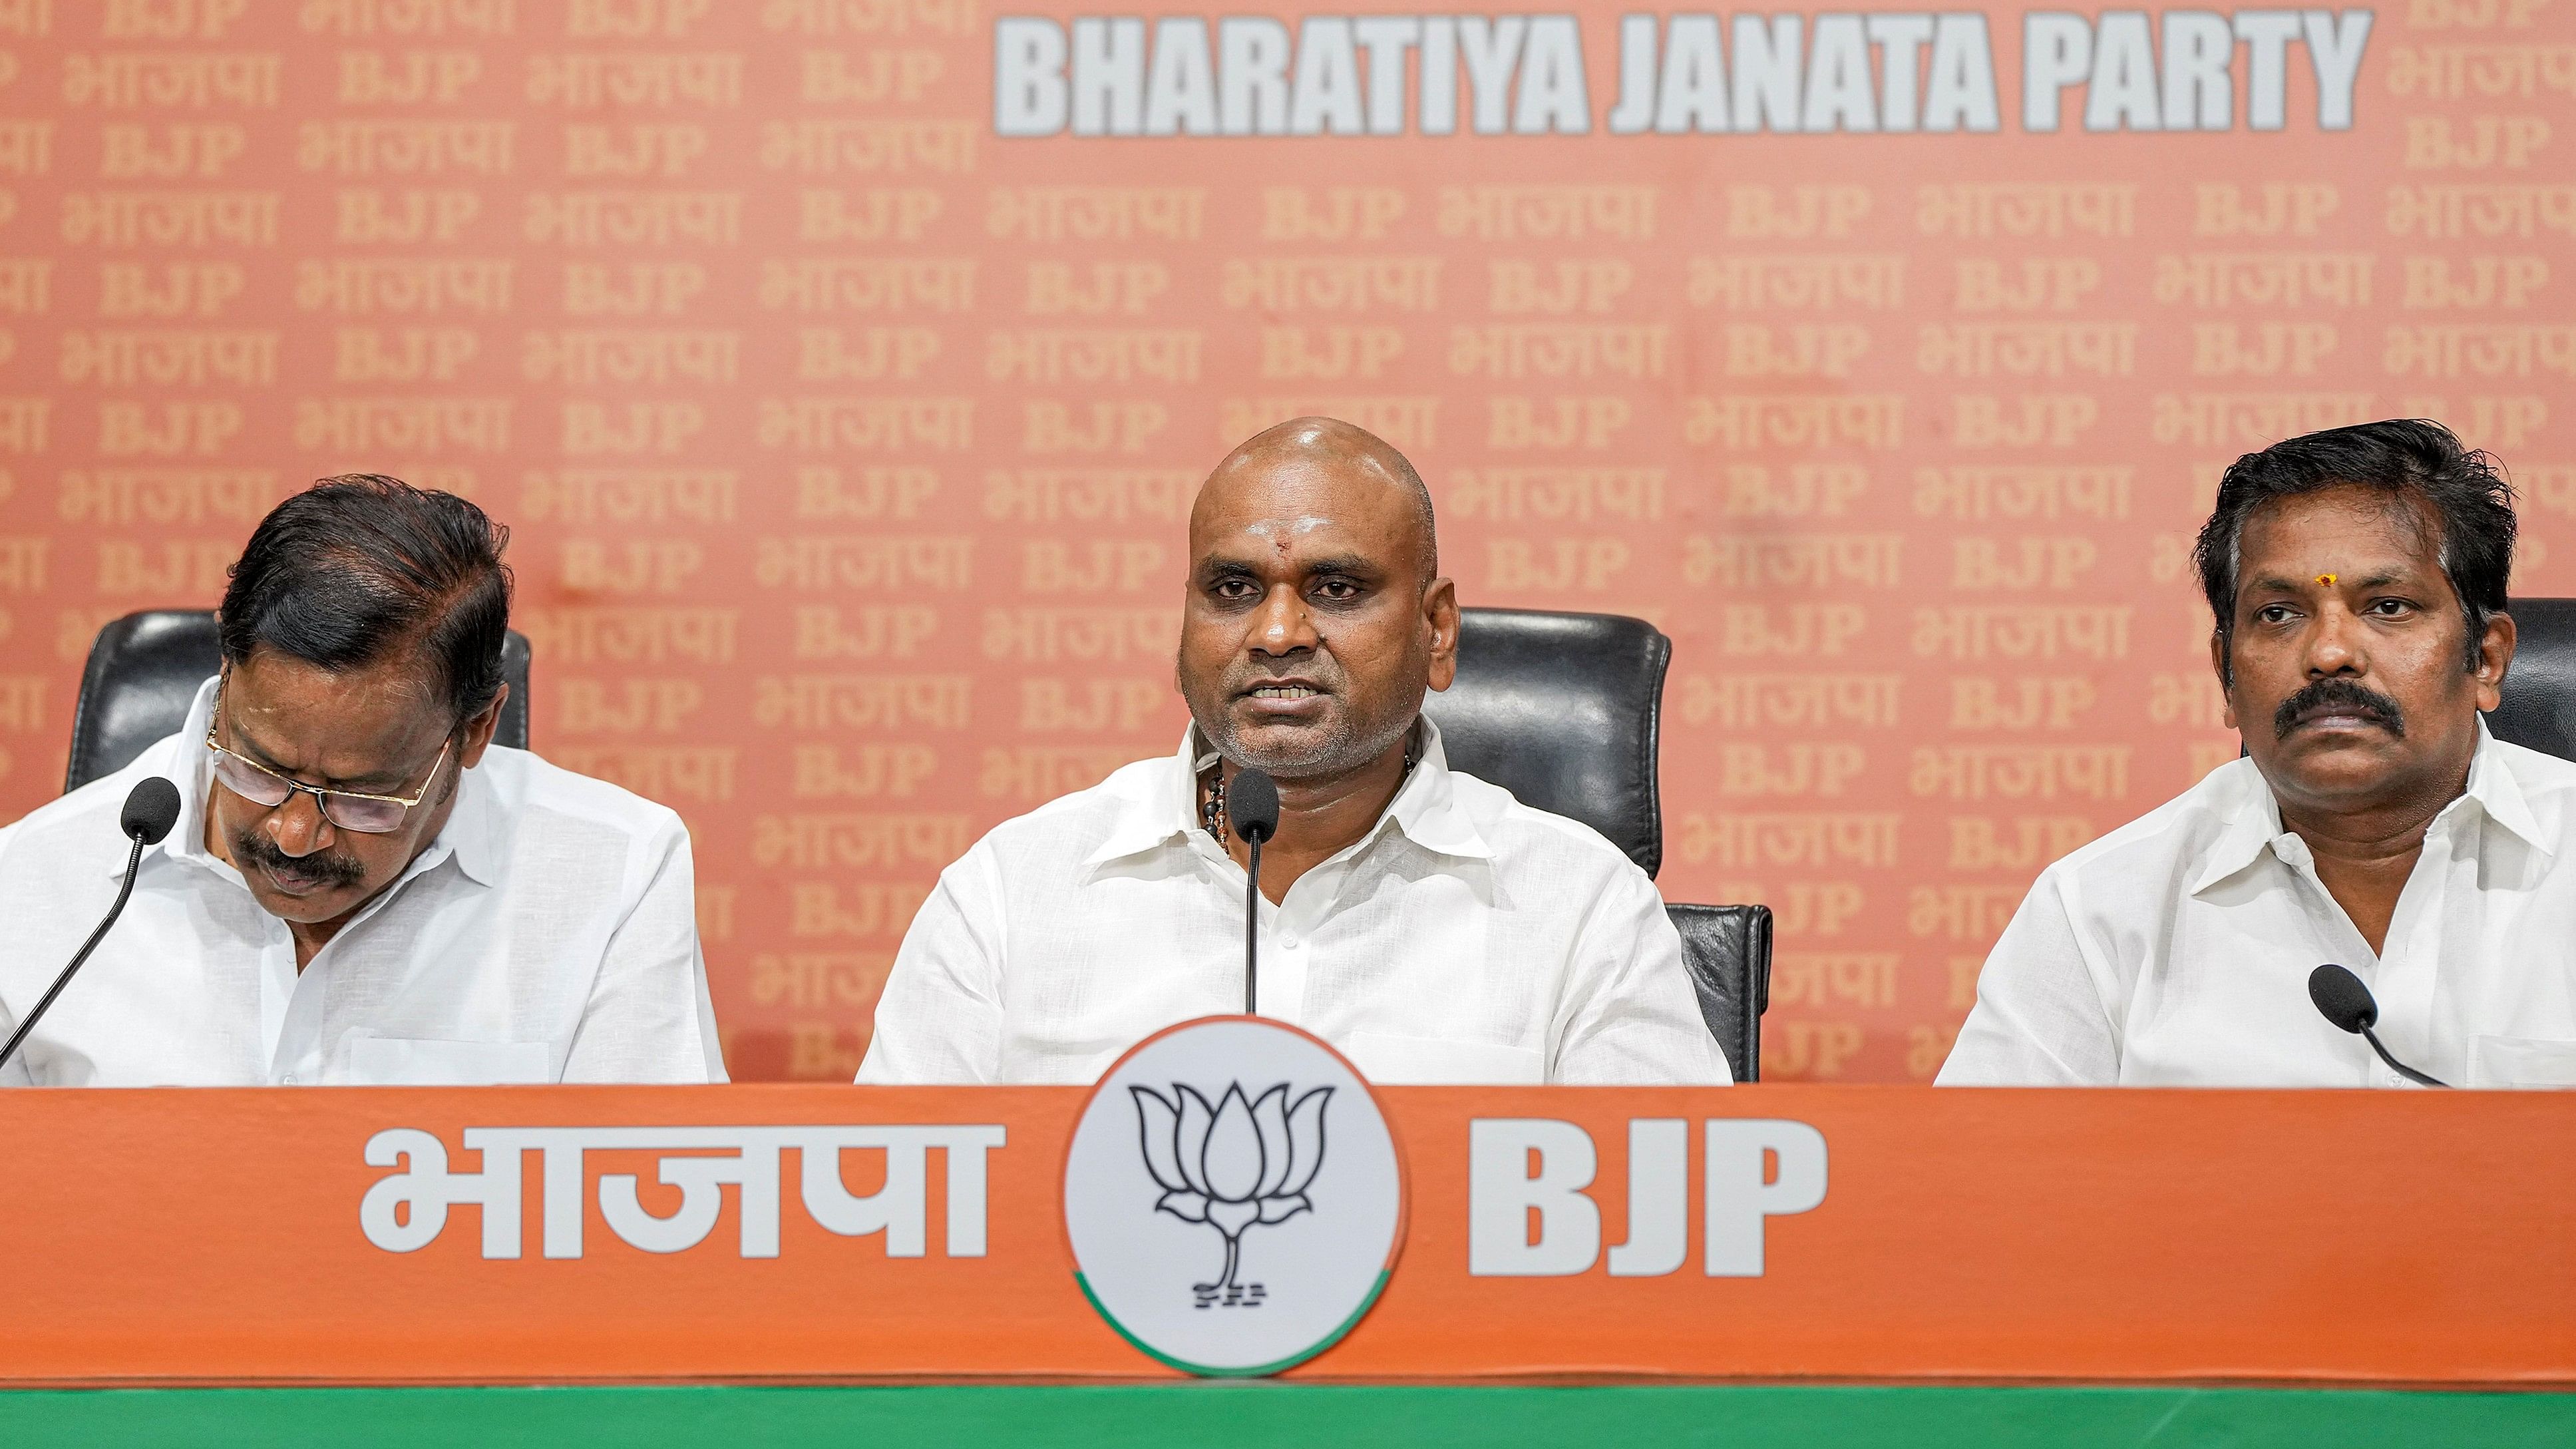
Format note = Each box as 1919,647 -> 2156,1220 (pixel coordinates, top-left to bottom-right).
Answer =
2033,752 -> 2265,885
1439,766 -> 1650,879
480,743 -> 691,845
2491,733 -> 2576,810
1,730 -> 182,856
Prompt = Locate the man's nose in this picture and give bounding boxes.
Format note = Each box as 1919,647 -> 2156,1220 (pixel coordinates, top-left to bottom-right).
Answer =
265,790 -> 337,858
2305,601 -> 2368,676
1250,582 -> 1317,656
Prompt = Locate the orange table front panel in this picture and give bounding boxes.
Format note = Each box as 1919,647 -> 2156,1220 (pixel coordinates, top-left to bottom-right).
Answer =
1,1084 -> 2567,1387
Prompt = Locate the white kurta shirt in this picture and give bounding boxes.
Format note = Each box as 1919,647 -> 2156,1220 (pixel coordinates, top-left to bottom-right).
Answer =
0,678 -> 725,1086
859,722 -> 1730,1086
1940,721 -> 2576,1088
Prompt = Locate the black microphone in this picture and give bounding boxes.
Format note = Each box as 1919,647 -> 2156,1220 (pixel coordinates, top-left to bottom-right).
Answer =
0,777 -> 182,1075
2308,964 -> 2448,1088
1226,768 -> 1279,1016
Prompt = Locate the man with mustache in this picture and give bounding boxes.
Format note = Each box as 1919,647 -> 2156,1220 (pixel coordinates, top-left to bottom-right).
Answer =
1942,419 -> 2576,1087
862,417 -> 1728,1084
0,476 -> 724,1084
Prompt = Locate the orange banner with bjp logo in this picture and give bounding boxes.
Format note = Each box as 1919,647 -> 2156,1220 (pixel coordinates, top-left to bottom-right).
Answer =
0,1084 -> 2571,1386
0,0 -> 2567,1080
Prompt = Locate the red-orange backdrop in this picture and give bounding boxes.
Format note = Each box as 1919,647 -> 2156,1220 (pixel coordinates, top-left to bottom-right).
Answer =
0,0 -> 2567,1080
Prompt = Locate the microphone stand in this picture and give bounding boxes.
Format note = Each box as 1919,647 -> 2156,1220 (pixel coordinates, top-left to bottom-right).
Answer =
2309,963 -> 2450,1088
1244,833 -> 1262,1015
0,833 -> 147,1074
1220,767 -> 1278,1018
2361,1026 -> 2448,1088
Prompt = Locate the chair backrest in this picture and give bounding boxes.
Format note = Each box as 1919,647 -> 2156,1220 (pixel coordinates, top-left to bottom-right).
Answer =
1423,607 -> 1669,878
1666,903 -> 1770,1082
65,610 -> 532,793
2489,597 -> 2576,761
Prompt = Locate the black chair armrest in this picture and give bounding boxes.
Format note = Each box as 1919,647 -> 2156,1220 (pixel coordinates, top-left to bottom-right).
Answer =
1665,902 -> 1771,1082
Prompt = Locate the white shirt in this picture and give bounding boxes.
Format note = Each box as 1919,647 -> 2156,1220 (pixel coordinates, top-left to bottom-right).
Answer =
0,678 -> 725,1086
859,722 -> 1730,1086
1940,721 -> 2576,1088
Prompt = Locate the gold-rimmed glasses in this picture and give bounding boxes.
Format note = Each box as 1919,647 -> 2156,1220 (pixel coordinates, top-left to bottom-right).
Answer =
202,678 -> 451,834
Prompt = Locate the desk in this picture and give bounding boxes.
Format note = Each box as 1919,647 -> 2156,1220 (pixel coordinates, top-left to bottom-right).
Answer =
1,1084 -> 2569,1440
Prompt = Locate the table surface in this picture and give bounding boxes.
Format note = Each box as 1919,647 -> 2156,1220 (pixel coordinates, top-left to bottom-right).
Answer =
0,1386 -> 2568,1448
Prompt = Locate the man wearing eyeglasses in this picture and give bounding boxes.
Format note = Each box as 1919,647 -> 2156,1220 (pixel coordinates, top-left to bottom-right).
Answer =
0,475 -> 725,1085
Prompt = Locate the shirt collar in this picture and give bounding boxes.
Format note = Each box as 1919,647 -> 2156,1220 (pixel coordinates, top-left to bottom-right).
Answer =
2189,715 -> 2549,895
152,674 -> 224,877
2189,763 -> 2289,895
439,755 -> 502,887
2461,714 -> 2551,857
1377,720 -> 1494,861
149,674 -> 500,889
1081,716 -> 1494,869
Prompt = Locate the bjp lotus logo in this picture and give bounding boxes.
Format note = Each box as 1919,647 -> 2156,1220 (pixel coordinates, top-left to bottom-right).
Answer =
1130,1082 -> 1332,1308
1065,1017 -> 1403,1376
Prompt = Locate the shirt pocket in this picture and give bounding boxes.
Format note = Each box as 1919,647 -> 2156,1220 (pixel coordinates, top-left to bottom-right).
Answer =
346,1036 -> 554,1086
1345,1030 -> 1543,1086
2467,1036 -> 2576,1089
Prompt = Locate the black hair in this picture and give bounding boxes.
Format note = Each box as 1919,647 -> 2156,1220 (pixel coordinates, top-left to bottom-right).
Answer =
217,475 -> 512,727
2194,419 -> 2515,684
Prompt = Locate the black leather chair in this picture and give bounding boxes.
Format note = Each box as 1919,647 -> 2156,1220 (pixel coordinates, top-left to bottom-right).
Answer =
1427,608 -> 1668,877
65,610 -> 532,793
1427,606 -> 1769,1080
1668,904 -> 1771,1082
2489,598 -> 2576,760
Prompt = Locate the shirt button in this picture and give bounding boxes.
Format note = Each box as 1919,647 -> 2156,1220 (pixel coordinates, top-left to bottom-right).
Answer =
281,1073 -> 297,1085
1280,936 -> 1301,950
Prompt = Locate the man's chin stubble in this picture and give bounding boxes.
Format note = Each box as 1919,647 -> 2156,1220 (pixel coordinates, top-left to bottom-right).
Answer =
1222,732 -> 1345,776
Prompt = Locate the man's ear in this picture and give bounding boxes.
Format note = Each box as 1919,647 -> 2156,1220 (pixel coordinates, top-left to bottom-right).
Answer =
2209,629 -> 2238,731
1423,576 -> 1460,692
2475,610 -> 2516,714
457,683 -> 507,769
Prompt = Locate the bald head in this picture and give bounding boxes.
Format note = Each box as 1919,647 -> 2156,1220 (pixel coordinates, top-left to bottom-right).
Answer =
1196,417 -> 1437,584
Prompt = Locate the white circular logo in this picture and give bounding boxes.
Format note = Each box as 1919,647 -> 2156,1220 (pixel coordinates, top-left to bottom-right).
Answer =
1063,1016 -> 1406,1376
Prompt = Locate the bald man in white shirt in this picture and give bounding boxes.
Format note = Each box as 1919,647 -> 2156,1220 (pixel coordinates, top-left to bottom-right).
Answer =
1942,420 -> 2576,1088
860,418 -> 1727,1086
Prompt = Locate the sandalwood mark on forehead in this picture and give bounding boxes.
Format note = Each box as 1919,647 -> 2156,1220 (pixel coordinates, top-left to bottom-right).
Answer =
2318,573 -> 2338,586
1243,516 -> 1330,556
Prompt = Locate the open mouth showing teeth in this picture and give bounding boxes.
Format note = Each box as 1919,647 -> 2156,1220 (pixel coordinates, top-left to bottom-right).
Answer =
1249,685 -> 1319,700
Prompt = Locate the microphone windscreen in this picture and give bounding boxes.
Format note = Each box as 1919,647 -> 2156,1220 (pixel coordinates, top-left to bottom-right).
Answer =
120,776 -> 182,845
1226,768 -> 1281,845
2308,963 -> 2379,1034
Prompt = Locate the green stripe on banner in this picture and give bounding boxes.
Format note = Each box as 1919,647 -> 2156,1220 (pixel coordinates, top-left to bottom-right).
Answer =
0,1384 -> 2567,1448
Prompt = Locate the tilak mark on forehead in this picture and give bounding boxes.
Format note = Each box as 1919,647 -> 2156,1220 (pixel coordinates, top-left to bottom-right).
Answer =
1243,517 -> 1330,538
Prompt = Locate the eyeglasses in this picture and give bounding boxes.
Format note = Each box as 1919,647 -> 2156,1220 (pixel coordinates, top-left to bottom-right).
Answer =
203,678 -> 451,834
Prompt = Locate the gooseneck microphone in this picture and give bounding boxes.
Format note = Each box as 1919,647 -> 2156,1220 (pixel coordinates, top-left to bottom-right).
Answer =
1226,769 -> 1279,1016
0,777 -> 182,1075
2308,964 -> 2449,1088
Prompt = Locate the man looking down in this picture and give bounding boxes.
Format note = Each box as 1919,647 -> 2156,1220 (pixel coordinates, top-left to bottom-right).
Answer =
1942,420 -> 2576,1087
0,476 -> 725,1085
862,417 -> 1728,1084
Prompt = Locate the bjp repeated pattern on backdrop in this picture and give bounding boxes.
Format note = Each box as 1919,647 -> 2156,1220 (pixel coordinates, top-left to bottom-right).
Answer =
0,0 -> 2567,1079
